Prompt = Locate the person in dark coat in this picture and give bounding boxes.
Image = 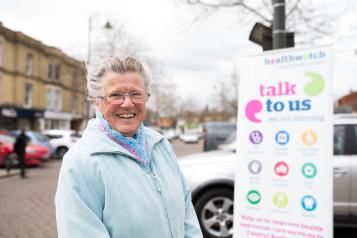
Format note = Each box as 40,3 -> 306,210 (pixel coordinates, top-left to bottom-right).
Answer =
13,128 -> 29,178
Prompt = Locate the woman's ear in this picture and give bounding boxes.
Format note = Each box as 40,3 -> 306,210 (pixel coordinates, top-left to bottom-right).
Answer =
94,99 -> 100,107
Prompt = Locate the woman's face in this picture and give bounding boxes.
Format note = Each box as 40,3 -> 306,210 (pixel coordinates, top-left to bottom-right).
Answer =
98,72 -> 147,137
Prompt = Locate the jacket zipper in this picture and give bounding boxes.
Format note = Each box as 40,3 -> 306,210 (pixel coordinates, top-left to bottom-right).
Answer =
98,147 -> 174,237
150,168 -> 174,238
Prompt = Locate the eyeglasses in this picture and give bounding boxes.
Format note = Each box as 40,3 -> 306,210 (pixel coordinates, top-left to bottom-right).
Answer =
97,91 -> 150,104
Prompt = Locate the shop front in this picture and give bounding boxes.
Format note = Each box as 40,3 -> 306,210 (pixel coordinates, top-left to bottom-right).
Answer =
0,106 -> 44,130
41,110 -> 83,131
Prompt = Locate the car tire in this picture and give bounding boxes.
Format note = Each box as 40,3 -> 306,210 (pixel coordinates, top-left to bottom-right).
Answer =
4,153 -> 18,173
194,187 -> 234,238
56,147 -> 68,159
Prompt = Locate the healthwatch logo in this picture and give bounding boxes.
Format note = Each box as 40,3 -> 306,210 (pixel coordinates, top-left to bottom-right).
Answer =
245,71 -> 325,123
264,50 -> 326,65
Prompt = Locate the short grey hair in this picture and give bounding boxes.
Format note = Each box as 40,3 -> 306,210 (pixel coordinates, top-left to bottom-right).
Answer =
86,56 -> 150,100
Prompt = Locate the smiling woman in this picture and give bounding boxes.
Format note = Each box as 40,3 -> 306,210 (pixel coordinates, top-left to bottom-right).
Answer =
55,56 -> 203,238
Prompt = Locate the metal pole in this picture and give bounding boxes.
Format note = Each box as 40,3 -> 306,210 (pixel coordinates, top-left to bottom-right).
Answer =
272,0 -> 286,49
87,17 -> 92,65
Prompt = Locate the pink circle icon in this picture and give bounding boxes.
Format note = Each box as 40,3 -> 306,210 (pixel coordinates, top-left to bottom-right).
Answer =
245,100 -> 263,123
274,162 -> 289,176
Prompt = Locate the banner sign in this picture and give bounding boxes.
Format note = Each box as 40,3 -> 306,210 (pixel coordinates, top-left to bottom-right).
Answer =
234,46 -> 333,238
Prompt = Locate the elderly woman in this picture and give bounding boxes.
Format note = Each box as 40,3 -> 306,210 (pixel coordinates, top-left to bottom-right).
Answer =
55,57 -> 203,238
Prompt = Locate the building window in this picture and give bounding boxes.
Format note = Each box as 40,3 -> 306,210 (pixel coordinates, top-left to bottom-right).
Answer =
71,95 -> 78,113
55,64 -> 61,80
46,89 -> 53,110
26,53 -> 33,76
72,72 -> 78,89
48,63 -> 53,80
24,83 -> 33,108
54,89 -> 62,110
46,88 -> 62,110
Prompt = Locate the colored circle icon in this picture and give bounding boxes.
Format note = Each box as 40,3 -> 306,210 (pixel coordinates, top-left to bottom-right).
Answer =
274,162 -> 289,177
245,100 -> 263,123
273,192 -> 289,208
248,160 -> 262,175
249,130 -> 263,144
302,163 -> 317,179
247,190 -> 261,205
301,195 -> 317,212
275,130 -> 289,145
302,129 -> 318,146
304,71 -> 325,97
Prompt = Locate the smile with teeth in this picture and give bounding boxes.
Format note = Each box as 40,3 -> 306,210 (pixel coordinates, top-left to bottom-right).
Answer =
117,113 -> 136,119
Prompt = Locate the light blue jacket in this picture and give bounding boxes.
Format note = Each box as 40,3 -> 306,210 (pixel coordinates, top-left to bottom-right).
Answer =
55,119 -> 203,238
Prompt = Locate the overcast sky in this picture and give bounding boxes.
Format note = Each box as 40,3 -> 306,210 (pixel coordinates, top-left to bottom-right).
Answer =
1,0 -> 357,109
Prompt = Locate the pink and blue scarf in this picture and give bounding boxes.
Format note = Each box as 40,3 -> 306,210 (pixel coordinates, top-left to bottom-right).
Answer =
96,111 -> 150,169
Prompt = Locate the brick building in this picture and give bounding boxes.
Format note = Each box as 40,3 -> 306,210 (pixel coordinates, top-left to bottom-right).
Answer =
0,22 -> 86,131
338,91 -> 357,113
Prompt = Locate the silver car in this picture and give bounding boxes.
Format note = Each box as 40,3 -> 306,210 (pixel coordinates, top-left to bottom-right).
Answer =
179,114 -> 357,238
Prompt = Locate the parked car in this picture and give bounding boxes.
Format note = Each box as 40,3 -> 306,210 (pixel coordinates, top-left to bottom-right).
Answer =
42,129 -> 81,159
203,121 -> 236,151
0,134 -> 50,167
10,130 -> 54,159
179,132 -> 200,144
162,128 -> 178,141
217,131 -> 237,151
0,128 -> 9,135
179,114 -> 357,238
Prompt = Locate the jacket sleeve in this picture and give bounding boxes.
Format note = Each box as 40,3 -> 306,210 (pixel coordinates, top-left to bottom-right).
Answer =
164,140 -> 203,238
55,147 -> 110,238
183,181 -> 204,238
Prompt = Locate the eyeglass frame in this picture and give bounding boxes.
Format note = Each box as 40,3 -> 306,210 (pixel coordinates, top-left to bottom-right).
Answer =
96,91 -> 150,104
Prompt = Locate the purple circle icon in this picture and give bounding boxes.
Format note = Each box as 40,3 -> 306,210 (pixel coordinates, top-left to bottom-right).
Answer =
249,130 -> 263,144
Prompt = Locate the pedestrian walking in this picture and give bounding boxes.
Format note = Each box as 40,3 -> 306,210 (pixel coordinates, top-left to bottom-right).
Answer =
55,56 -> 203,238
13,128 -> 29,178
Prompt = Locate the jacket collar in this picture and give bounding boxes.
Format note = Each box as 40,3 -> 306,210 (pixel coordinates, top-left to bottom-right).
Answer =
82,118 -> 165,157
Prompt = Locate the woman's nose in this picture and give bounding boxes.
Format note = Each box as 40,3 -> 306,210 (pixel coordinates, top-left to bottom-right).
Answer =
120,95 -> 134,107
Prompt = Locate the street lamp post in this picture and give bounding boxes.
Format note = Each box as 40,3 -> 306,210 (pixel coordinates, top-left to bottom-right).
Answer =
84,17 -> 92,128
84,18 -> 114,127
272,0 -> 286,49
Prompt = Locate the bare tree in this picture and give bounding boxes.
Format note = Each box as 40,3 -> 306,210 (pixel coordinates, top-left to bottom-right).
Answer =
89,16 -> 179,121
147,60 -> 179,120
90,18 -> 148,64
183,0 -> 342,44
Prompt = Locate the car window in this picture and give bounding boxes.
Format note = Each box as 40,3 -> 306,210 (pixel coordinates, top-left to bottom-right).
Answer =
0,134 -> 15,143
354,125 -> 357,155
334,125 -> 346,155
71,133 -> 81,138
45,134 -> 63,139
33,132 -> 49,142
222,131 -> 237,145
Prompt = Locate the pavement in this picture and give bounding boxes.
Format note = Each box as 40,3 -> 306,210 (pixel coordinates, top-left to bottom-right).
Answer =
0,167 -> 20,178
0,160 -> 60,238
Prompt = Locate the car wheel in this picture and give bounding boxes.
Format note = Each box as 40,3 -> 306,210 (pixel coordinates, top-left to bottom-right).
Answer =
56,147 -> 68,159
194,188 -> 234,238
4,153 -> 18,172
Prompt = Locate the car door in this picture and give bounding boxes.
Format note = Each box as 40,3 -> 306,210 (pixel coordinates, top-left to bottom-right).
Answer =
350,124 -> 357,216
333,124 -> 352,216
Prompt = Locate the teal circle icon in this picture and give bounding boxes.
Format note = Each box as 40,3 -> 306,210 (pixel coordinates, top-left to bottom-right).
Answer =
247,190 -> 261,205
302,163 -> 317,179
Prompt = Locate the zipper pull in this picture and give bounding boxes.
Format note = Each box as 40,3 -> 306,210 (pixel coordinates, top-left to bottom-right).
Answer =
151,169 -> 161,192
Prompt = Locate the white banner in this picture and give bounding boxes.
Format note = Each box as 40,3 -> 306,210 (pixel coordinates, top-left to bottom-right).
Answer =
234,46 -> 333,238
